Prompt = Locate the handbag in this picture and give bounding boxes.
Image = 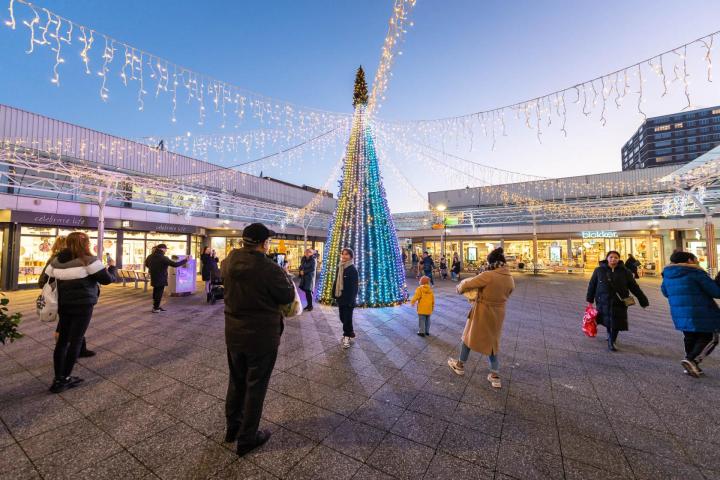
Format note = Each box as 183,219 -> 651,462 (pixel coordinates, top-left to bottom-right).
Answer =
36,277 -> 59,323
606,273 -> 635,307
582,304 -> 598,337
280,284 -> 303,318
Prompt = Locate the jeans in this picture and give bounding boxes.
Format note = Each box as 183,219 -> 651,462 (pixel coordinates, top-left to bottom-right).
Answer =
418,314 -> 430,334
302,289 -> 313,309
683,331 -> 719,363
53,303 -> 94,379
152,286 -> 165,309
451,271 -> 458,281
459,342 -> 499,373
226,348 -> 278,446
423,270 -> 434,285
339,305 -> 355,337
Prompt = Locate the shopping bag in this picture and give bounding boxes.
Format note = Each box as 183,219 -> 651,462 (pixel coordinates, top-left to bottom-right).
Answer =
36,278 -> 59,323
280,284 -> 303,318
582,304 -> 598,337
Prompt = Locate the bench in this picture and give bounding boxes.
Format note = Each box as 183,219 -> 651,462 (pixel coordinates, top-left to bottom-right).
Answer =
134,271 -> 151,291
119,269 -> 135,287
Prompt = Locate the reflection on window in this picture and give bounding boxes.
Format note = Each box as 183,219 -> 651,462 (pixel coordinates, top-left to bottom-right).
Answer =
654,125 -> 671,132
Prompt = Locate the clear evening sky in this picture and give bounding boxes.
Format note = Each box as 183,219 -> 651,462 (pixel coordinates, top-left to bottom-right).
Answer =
1,1 -> 720,212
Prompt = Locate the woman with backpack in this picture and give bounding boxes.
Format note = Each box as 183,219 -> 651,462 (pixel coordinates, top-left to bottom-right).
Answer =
42,232 -> 114,393
586,251 -> 649,352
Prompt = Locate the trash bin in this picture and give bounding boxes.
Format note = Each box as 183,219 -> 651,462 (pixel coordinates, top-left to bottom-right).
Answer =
169,255 -> 196,296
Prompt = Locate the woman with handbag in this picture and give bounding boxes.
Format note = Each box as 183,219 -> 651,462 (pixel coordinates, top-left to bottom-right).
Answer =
586,250 -> 649,352
299,249 -> 316,312
43,232 -> 114,393
447,248 -> 514,388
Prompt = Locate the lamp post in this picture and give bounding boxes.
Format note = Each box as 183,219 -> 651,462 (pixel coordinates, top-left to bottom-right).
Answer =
436,204 -> 447,260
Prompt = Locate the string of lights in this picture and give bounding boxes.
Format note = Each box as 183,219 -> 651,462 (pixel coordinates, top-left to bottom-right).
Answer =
3,0 -> 350,132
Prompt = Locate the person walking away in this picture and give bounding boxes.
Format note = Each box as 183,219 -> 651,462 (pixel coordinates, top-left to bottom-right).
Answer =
145,244 -> 189,313
586,250 -> 649,352
661,251 -> 720,377
421,251 -> 435,286
448,248 -> 514,388
626,254 -> 641,279
411,276 -> 434,336
440,256 -> 448,280
42,232 -> 113,393
451,253 -> 461,282
333,248 -> 359,349
40,236 -> 96,358
201,246 -> 214,301
411,252 -> 419,278
299,249 -> 316,312
222,223 -> 295,456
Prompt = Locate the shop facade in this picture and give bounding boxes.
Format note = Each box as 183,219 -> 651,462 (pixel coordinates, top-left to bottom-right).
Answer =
1,211 -> 206,289
404,229 -> 674,275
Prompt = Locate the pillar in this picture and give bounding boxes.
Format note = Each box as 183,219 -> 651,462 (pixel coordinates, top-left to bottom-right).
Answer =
705,216 -> 717,277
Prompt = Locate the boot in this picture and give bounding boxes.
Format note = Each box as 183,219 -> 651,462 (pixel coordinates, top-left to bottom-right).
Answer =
607,336 -> 617,352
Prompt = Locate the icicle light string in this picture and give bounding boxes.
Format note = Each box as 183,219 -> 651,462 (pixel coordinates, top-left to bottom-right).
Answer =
3,0 -> 349,132
377,28 -> 720,148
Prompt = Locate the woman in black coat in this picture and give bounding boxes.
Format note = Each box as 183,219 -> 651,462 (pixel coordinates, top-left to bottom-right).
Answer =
42,232 -> 113,393
586,251 -> 649,351
298,249 -> 316,312
333,248 -> 359,349
200,247 -> 216,299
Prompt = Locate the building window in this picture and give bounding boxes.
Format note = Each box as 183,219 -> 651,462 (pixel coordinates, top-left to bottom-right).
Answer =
655,140 -> 671,147
712,109 -> 720,115
654,125 -> 671,132
674,122 -> 684,128
656,148 -> 672,155
655,156 -> 672,163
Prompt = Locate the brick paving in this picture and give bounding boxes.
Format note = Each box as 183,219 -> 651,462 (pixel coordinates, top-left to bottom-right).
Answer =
1,274 -> 719,479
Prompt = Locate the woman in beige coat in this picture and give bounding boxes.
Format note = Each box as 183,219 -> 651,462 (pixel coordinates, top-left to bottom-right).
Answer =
448,248 -> 514,388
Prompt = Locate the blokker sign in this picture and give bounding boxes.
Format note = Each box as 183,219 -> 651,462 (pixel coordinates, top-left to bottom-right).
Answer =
581,231 -> 619,239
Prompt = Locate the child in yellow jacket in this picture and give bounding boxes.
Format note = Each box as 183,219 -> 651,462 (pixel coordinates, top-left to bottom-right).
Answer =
411,276 -> 435,337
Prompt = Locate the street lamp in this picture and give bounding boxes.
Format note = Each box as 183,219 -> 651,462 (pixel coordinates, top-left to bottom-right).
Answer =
436,204 -> 447,259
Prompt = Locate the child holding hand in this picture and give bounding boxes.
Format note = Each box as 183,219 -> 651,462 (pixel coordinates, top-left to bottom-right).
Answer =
411,276 -> 435,337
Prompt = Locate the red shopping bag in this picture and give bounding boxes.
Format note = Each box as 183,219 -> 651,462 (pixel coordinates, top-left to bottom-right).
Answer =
582,304 -> 598,337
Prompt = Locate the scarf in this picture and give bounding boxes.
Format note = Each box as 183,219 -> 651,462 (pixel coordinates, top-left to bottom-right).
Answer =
335,260 -> 354,298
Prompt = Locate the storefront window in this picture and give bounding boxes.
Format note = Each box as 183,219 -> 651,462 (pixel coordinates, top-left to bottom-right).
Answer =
122,237 -> 146,271
462,240 -> 499,267
147,234 -> 188,261
19,233 -> 55,284
536,240 -> 567,268
504,241 -> 533,268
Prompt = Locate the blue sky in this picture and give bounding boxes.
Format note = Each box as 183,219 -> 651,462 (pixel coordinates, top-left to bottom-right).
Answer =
2,1 -> 720,212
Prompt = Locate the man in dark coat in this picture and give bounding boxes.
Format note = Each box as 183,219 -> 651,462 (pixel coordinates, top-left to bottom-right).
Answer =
222,223 -> 295,456
586,251 -> 649,351
421,251 -> 435,285
333,248 -> 359,349
144,244 -> 188,313
299,248 -> 316,312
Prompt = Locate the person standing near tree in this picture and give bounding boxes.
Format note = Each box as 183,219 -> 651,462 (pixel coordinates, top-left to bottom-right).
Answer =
222,223 -> 295,456
421,251 -> 435,286
334,248 -> 359,349
201,246 -> 215,301
144,244 -> 189,313
451,253 -> 462,282
299,248 -> 316,312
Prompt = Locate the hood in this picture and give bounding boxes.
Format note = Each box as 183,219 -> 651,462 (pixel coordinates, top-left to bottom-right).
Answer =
418,284 -> 433,294
489,265 -> 512,275
226,248 -> 270,279
662,263 -> 705,279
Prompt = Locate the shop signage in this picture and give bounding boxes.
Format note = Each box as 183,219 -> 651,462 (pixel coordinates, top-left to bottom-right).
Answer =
121,220 -> 202,235
581,230 -> 618,239
11,211 -> 97,228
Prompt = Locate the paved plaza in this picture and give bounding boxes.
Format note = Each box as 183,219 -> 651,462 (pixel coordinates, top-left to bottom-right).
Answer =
1,274 -> 719,479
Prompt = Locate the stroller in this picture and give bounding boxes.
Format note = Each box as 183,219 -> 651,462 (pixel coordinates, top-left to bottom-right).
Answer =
208,276 -> 224,305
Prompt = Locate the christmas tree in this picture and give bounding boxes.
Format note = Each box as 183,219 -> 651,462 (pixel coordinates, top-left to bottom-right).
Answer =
317,66 -> 408,307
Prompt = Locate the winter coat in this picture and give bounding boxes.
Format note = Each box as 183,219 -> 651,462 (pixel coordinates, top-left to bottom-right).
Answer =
222,246 -> 296,353
586,260 -> 649,332
41,249 -> 113,306
144,251 -> 188,287
411,284 -> 434,315
661,263 -> 720,333
299,256 -> 316,292
458,266 -> 514,355
626,257 -> 640,276
333,264 -> 359,307
200,253 -> 219,281
421,256 -> 435,273
452,259 -> 461,274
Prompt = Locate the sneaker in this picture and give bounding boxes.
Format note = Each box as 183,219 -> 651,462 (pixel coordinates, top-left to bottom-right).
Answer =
681,359 -> 701,378
417,332 -> 425,337
341,336 -> 351,349
152,308 -> 161,313
158,307 -> 167,312
236,429 -> 271,457
79,349 -> 96,358
487,373 -> 502,389
447,358 -> 465,376
49,376 -> 84,394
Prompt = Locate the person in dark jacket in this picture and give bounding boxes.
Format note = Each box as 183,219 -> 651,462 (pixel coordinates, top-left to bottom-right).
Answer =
221,223 -> 295,457
626,254 -> 641,279
421,251 -> 435,286
144,244 -> 189,313
451,253 -> 461,282
586,251 -> 649,351
333,247 -> 359,349
661,251 -> 720,377
299,248 -> 316,312
200,247 -> 219,301
42,232 -> 113,393
411,252 -> 419,276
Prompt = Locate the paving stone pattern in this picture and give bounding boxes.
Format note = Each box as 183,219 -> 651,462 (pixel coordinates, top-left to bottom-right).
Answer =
1,274 -> 719,479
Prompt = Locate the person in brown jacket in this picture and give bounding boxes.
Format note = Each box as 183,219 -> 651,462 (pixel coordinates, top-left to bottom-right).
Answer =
448,247 -> 514,388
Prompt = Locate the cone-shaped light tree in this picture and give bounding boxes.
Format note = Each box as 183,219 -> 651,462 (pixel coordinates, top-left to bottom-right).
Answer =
316,66 -> 408,307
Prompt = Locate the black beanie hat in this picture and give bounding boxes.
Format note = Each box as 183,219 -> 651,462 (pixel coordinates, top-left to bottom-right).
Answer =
670,251 -> 697,264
